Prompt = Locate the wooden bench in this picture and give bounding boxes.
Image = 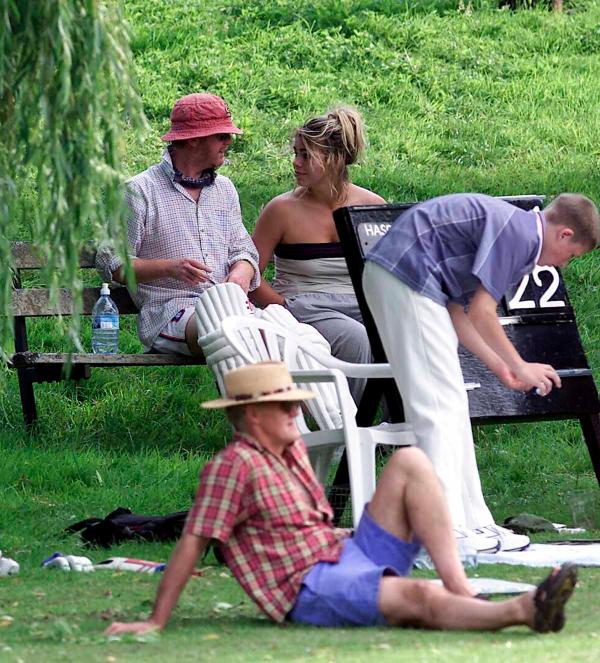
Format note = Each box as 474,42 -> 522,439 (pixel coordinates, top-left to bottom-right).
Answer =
9,242 -> 206,428
332,196 -> 600,492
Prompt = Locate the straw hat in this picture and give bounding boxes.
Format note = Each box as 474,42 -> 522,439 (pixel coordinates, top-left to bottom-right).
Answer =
161,93 -> 242,141
201,362 -> 315,409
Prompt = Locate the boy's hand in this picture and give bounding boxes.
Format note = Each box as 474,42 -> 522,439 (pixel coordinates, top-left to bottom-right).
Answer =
494,364 -> 529,391
515,362 -> 561,396
498,362 -> 561,395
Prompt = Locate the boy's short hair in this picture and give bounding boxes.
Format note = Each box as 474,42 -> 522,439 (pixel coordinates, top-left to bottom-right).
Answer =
545,193 -> 600,248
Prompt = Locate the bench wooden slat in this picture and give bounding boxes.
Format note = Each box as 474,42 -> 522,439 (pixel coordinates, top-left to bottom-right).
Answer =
11,241 -> 97,269
9,352 -> 205,367
12,286 -> 139,316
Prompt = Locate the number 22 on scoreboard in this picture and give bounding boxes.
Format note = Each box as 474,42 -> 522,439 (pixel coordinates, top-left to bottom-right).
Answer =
507,266 -> 566,310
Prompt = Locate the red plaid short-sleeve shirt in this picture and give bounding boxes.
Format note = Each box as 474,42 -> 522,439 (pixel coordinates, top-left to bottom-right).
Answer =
185,432 -> 349,622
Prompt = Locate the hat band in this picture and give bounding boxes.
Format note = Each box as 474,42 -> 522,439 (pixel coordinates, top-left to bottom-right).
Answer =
232,385 -> 294,401
170,114 -> 233,129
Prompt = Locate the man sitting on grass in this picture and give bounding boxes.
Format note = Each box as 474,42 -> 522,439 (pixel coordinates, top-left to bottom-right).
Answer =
106,362 -> 577,634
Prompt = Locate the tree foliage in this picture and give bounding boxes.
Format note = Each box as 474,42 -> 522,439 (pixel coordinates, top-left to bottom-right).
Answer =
0,0 -> 147,359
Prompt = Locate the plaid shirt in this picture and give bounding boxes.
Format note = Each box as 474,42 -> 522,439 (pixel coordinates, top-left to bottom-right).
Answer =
185,432 -> 349,622
96,150 -> 259,349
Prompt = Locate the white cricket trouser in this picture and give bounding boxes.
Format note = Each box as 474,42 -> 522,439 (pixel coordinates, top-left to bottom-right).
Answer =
363,261 -> 493,529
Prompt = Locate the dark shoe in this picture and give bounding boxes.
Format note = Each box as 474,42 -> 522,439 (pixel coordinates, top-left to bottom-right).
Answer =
533,563 -> 578,633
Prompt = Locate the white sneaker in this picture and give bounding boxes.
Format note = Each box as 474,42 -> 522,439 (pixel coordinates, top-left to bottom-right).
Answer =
454,527 -> 500,554
473,524 -> 530,552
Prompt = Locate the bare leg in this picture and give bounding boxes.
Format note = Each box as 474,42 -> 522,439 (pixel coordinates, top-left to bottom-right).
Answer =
371,457 -> 577,631
184,315 -> 205,358
368,447 -> 473,596
379,576 -> 533,630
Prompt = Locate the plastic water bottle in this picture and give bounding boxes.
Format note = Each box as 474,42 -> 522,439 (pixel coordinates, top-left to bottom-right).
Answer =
91,283 -> 119,354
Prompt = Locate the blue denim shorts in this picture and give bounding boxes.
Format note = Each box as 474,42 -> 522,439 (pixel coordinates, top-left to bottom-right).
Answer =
288,507 -> 421,627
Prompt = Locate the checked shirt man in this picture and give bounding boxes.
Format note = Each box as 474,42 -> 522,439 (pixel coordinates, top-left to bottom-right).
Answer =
96,92 -> 259,356
106,362 -> 578,635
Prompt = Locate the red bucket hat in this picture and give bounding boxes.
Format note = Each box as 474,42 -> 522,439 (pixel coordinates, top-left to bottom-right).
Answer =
161,93 -> 242,141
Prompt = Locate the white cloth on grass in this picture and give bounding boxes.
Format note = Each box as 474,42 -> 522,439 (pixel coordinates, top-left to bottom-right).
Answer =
479,543 -> 600,567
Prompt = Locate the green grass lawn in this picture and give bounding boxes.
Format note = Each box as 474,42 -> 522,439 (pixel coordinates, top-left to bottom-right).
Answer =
2,0 -> 600,660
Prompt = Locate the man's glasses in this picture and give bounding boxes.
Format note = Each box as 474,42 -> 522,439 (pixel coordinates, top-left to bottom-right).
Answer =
276,401 -> 302,413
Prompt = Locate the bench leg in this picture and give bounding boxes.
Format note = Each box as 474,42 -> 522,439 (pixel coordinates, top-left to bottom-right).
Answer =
17,367 -> 38,429
579,414 -> 600,488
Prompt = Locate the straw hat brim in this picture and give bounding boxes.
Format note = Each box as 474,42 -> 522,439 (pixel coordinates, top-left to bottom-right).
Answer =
201,387 -> 315,409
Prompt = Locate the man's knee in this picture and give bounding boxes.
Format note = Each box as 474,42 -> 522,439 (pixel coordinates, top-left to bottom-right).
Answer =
386,446 -> 434,480
373,447 -> 435,512
379,577 -> 440,627
185,314 -> 204,357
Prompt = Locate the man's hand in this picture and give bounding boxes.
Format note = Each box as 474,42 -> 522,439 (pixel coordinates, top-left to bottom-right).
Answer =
105,620 -> 161,636
168,258 -> 213,285
101,534 -> 208,637
118,258 -> 214,285
225,260 -> 255,293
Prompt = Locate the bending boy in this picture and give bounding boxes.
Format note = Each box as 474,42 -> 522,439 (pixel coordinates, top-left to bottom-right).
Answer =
363,193 -> 599,552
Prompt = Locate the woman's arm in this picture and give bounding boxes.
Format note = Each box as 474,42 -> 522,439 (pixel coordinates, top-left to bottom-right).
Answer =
251,199 -> 287,307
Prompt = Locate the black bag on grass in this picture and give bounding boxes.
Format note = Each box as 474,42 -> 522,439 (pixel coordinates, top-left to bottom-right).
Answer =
65,507 -> 188,548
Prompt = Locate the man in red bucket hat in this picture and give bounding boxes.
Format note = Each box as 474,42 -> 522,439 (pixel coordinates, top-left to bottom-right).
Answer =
96,93 -> 259,356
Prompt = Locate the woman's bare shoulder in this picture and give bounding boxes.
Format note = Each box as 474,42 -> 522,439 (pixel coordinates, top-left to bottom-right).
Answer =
260,190 -> 302,215
347,184 -> 386,205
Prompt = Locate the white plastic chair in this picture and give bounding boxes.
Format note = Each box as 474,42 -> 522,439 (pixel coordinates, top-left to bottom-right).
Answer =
219,314 -> 417,527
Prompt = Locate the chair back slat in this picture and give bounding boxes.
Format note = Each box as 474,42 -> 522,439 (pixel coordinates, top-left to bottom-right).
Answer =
195,283 -> 253,337
261,327 -> 285,362
296,348 -> 342,431
294,350 -> 333,430
220,316 -> 347,433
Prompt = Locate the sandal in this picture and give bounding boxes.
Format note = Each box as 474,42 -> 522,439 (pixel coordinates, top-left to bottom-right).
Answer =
533,563 -> 578,633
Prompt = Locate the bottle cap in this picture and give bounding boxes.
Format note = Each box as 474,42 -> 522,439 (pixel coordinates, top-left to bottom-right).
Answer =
100,283 -> 110,296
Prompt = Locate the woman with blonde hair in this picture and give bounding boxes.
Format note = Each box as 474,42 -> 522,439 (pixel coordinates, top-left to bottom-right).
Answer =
251,106 -> 385,402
